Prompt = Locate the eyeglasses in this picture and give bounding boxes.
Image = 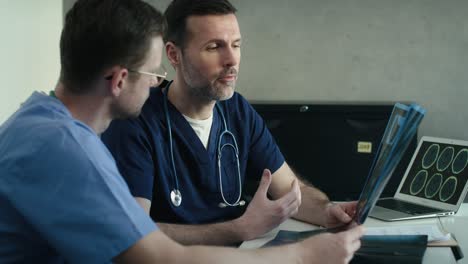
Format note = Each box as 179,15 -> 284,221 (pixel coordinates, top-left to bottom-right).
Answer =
105,65 -> 167,86
128,64 -> 167,86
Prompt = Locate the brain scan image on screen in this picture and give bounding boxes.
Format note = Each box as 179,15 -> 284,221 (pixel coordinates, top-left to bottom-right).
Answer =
400,141 -> 468,205
452,149 -> 468,174
437,146 -> 454,172
424,173 -> 443,198
409,170 -> 427,195
422,144 -> 439,169
439,176 -> 457,202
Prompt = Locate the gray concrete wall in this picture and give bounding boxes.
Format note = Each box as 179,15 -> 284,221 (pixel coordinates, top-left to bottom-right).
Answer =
234,0 -> 467,141
64,0 -> 468,140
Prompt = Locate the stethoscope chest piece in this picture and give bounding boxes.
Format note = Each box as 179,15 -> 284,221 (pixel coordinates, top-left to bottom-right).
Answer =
171,189 -> 182,207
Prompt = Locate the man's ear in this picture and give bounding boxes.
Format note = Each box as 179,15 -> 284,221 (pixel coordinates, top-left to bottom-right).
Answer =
105,66 -> 129,97
166,42 -> 181,66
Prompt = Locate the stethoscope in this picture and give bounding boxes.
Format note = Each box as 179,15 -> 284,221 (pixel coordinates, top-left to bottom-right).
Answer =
163,81 -> 245,208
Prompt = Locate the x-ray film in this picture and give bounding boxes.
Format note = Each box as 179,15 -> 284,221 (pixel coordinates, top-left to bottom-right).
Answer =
354,103 -> 426,224
260,103 -> 426,247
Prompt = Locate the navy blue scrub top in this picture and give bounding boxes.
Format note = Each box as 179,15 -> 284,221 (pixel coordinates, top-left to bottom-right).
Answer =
102,82 -> 285,224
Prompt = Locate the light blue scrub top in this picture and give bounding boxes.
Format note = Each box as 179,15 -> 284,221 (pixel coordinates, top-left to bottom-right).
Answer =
0,92 -> 157,263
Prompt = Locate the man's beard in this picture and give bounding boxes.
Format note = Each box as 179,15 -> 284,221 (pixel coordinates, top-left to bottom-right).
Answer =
184,66 -> 238,102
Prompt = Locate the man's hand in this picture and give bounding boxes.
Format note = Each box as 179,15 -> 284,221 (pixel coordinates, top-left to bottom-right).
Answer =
236,169 -> 301,241
323,201 -> 358,228
298,224 -> 365,264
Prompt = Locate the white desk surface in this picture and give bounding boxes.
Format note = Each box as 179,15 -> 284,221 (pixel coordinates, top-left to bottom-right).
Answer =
241,203 -> 468,263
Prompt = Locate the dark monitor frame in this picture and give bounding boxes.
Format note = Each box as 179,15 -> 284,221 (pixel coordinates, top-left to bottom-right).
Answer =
251,101 -> 418,201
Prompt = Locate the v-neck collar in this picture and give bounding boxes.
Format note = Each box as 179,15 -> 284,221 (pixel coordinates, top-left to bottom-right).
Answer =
162,86 -> 220,164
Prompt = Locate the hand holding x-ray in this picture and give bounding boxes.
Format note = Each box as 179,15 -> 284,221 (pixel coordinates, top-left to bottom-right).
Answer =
262,103 -> 427,247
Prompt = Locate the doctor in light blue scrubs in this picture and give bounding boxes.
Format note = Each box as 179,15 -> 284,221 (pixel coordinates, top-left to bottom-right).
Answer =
0,0 -> 364,263
0,0 -> 164,262
102,0 -> 360,246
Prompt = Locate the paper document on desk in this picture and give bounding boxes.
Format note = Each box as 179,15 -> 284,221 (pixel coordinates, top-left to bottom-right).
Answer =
365,225 -> 450,242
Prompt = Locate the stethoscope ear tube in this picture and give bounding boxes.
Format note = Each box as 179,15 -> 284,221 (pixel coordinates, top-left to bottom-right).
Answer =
164,82 -> 243,208
163,81 -> 182,207
218,200 -> 245,208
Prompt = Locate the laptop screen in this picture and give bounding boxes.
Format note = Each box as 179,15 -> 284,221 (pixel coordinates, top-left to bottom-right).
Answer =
396,137 -> 468,207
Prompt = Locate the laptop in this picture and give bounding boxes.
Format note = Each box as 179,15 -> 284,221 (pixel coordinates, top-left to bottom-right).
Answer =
370,136 -> 468,221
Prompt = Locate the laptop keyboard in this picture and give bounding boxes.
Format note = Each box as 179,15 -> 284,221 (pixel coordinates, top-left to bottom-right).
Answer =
377,199 -> 444,215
